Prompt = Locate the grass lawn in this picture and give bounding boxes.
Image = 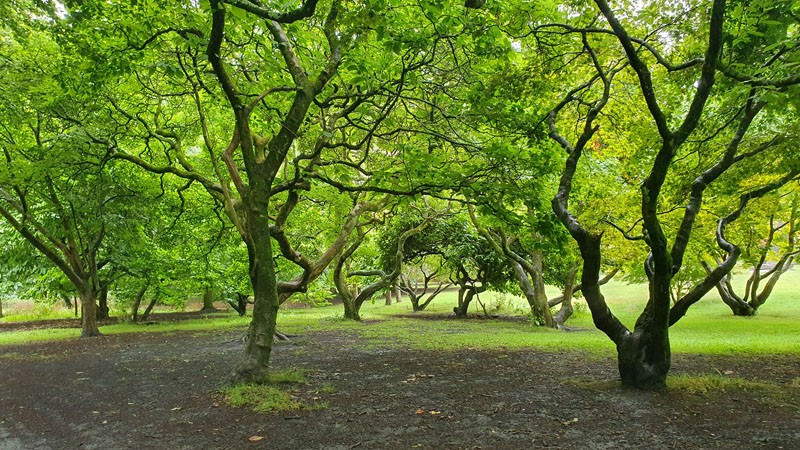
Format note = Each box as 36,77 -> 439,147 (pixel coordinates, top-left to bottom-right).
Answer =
1,269 -> 798,357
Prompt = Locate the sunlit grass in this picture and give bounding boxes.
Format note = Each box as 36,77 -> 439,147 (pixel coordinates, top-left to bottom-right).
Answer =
0,313 -> 250,346
1,269 -> 798,358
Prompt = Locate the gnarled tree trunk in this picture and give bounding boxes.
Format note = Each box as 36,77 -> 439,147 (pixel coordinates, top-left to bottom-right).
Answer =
553,264 -> 578,328
453,286 -> 482,317
229,192 -> 281,384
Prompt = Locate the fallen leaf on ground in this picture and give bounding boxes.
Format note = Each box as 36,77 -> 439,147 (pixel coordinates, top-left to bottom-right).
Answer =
248,435 -> 264,442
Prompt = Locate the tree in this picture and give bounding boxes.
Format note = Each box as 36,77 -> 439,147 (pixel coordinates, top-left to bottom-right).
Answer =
547,0 -> 800,388
397,258 -> 451,312
0,22 -> 125,336
443,220 -> 514,318
335,217 -> 431,320
707,192 -> 799,315
61,0 -> 452,382
469,206 -> 560,326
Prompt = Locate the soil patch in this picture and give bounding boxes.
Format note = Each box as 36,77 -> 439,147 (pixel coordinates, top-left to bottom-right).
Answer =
1,326 -> 798,449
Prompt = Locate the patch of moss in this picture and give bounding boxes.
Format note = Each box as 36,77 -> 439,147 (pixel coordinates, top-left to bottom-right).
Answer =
223,384 -> 302,413
221,368 -> 329,413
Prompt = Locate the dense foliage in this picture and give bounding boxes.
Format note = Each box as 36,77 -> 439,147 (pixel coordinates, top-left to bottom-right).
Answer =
1,0 -> 797,387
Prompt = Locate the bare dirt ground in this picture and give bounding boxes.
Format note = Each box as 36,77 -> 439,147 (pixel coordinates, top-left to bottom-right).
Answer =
1,317 -> 798,450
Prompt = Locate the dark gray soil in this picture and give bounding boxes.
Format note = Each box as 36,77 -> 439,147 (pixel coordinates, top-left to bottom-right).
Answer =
1,320 -> 798,449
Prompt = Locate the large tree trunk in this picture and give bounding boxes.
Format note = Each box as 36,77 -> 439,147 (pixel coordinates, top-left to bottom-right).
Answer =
79,287 -> 101,338
616,325 -> 670,389
201,286 -> 217,311
453,288 -> 476,318
229,196 -> 281,384
342,295 -> 361,321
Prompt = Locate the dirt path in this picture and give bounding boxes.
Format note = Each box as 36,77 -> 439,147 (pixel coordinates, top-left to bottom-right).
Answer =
1,325 -> 798,449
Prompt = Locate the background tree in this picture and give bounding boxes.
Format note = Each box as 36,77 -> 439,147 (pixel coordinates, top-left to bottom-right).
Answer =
706,190 -> 799,315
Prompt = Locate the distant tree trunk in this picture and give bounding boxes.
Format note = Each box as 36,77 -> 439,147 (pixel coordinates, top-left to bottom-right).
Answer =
78,287 -> 101,338
334,241 -> 361,320
131,285 -> 148,322
61,293 -> 73,309
553,264 -> 578,329
0,297 -> 3,318
708,267 -> 757,316
548,269 -> 618,308
140,295 -> 159,322
201,287 -> 217,311
394,287 -> 402,303
96,286 -> 110,320
399,270 -> 449,312
509,252 -> 554,327
384,290 -> 392,306
227,292 -> 249,316
706,210 -> 797,317
453,287 -> 481,318
336,220 -> 429,321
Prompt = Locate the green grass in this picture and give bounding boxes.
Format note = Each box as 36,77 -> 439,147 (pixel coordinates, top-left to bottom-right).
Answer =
666,373 -> 766,395
223,384 -> 302,413
221,368 -> 329,413
0,313 -> 251,346
1,269 -> 799,359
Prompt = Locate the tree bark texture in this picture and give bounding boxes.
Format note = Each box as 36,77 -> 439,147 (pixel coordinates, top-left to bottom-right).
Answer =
384,289 -> 392,306
229,192 -> 281,384
79,287 -> 101,338
393,287 -> 402,303
201,287 -> 217,311
553,264 -> 578,328
131,285 -> 147,322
